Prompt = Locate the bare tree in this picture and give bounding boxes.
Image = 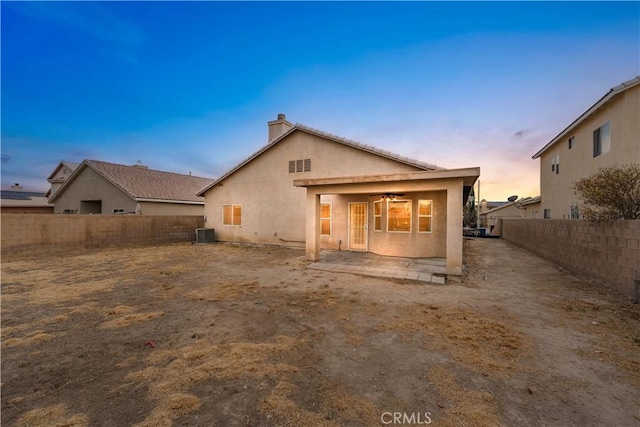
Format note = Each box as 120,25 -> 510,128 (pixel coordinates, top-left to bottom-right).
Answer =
572,164 -> 640,220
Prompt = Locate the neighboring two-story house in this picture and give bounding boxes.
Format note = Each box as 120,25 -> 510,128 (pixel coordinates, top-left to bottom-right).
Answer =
532,76 -> 640,219
45,161 -> 80,199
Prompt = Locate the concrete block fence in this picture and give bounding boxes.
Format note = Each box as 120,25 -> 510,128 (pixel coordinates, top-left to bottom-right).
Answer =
501,219 -> 640,298
1,214 -> 205,259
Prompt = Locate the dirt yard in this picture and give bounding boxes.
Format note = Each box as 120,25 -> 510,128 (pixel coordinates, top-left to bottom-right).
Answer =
2,239 -> 639,426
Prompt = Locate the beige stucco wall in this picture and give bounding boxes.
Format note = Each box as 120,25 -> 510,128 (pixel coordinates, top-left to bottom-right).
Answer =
367,191 -> 447,258
203,131 -> 424,246
54,167 -> 137,214
538,85 -> 640,219
522,201 -> 541,219
310,191 -> 447,257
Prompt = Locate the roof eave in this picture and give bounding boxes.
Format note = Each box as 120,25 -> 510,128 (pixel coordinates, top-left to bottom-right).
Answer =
198,124 -> 441,196
532,76 -> 640,159
135,198 -> 204,205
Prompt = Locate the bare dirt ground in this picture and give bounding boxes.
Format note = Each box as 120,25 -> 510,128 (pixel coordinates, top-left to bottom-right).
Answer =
2,238 -> 639,427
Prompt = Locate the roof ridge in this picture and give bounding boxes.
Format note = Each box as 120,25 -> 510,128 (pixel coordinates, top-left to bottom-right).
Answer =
197,120 -> 442,196
293,123 -> 441,170
85,159 -> 210,180
532,75 -> 640,159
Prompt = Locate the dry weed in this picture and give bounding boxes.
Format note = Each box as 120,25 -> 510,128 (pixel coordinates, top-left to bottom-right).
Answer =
15,403 -> 89,427
99,311 -> 164,329
428,365 -> 504,427
259,377 -> 380,426
379,305 -> 528,378
126,336 -> 300,425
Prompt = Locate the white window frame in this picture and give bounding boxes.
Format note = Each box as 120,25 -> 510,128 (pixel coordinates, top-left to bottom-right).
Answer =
418,200 -> 433,233
593,121 -> 611,157
320,202 -> 332,236
386,200 -> 412,233
373,200 -> 382,232
222,204 -> 242,226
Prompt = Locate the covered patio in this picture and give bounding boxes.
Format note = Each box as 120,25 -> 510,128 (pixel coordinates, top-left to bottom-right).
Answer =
294,167 -> 480,280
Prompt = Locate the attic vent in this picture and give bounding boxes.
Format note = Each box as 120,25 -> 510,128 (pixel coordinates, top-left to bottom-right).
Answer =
289,159 -> 311,173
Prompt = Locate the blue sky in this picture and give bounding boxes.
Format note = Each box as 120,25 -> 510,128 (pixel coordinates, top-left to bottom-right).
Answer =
2,1 -> 638,200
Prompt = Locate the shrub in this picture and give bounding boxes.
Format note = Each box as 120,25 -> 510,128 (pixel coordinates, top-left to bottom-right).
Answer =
572,164 -> 640,220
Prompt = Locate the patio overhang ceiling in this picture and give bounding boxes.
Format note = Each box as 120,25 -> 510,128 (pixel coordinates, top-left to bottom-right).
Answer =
293,167 -> 480,204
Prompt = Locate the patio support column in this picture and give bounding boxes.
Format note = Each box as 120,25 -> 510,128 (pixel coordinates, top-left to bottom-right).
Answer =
305,190 -> 321,261
446,181 -> 463,277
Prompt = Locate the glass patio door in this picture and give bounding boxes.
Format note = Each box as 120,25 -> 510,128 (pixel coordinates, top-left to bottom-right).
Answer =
348,202 -> 368,251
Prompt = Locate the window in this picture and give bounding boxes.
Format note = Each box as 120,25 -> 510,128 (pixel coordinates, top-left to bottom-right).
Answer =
113,208 -> 124,214
387,200 -> 412,232
320,203 -> 332,235
418,200 -> 432,233
223,204 -> 242,226
543,209 -> 551,219
570,205 -> 580,219
289,158 -> 311,173
373,201 -> 382,231
568,136 -> 574,149
593,121 -> 611,157
551,155 -> 559,174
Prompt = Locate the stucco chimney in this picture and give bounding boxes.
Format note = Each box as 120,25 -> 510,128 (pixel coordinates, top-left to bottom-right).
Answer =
268,113 -> 293,142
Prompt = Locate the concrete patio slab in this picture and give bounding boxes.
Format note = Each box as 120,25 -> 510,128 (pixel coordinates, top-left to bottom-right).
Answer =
307,250 -> 447,284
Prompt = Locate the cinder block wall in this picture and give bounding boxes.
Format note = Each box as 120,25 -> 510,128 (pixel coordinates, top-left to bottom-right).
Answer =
1,215 -> 205,258
502,219 -> 640,298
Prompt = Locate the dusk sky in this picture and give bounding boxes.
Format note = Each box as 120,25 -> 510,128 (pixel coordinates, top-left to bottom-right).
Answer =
2,1 -> 638,201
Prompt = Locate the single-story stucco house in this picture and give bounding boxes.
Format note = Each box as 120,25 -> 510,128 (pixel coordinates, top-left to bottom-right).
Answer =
198,114 -> 479,279
50,160 -> 212,215
1,184 -> 53,214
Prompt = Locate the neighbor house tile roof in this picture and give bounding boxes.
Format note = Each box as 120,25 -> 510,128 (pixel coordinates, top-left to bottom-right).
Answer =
50,160 -> 213,204
197,123 -> 441,196
532,75 -> 640,159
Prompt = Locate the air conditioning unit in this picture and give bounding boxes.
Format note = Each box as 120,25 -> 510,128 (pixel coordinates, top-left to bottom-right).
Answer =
195,228 -> 215,243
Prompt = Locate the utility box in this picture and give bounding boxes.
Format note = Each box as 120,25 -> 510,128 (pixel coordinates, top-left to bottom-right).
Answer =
195,228 -> 215,243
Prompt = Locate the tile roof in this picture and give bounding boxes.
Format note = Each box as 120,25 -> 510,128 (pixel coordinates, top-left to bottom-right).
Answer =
50,160 -> 213,204
198,123 -> 441,196
533,75 -> 640,159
